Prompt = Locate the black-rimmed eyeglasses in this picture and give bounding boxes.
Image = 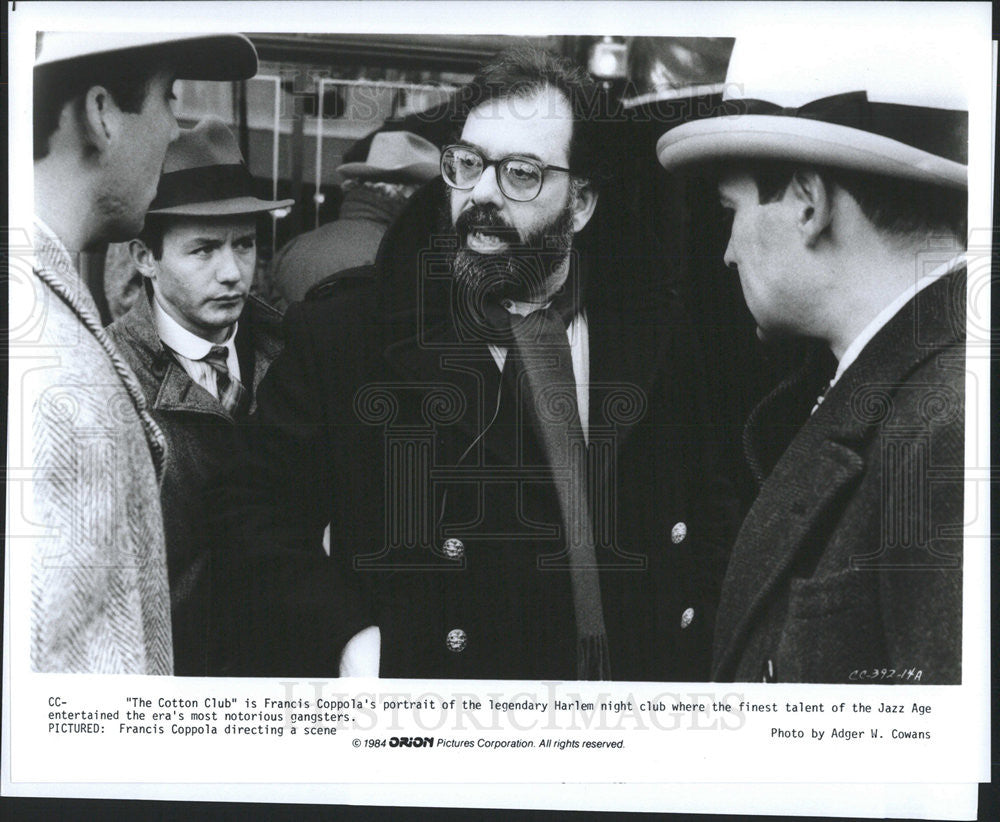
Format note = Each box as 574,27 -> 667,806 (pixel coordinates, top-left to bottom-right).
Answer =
440,144 -> 571,202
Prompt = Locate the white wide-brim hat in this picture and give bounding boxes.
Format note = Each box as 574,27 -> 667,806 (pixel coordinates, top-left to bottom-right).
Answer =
35,32 -> 258,81
656,36 -> 968,189
147,116 -> 294,216
337,131 -> 441,183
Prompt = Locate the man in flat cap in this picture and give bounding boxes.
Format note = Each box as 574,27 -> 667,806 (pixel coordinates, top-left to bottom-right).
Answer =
216,46 -> 733,681
28,33 -> 257,673
107,117 -> 290,675
658,36 -> 967,683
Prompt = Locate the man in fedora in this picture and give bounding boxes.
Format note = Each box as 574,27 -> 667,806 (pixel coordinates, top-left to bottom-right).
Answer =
107,117 -> 291,675
657,37 -> 967,683
269,130 -> 441,305
28,33 -> 257,673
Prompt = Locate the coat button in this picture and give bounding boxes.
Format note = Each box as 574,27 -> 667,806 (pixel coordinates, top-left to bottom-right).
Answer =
442,538 -> 465,559
680,607 -> 695,629
671,522 -> 687,544
762,659 -> 776,682
446,629 -> 467,652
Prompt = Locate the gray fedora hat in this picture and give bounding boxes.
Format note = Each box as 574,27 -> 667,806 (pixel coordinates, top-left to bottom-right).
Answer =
147,116 -> 294,216
337,131 -> 441,183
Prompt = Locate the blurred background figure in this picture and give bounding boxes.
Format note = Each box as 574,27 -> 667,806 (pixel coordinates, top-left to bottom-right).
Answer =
269,130 -> 440,305
104,239 -> 146,319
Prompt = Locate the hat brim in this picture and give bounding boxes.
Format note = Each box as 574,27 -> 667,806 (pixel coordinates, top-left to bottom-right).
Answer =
35,34 -> 258,82
147,196 -> 295,217
656,115 -> 967,189
336,161 -> 440,184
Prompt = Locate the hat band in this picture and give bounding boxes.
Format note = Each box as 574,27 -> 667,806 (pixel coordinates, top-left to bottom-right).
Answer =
724,91 -> 967,165
150,163 -> 256,211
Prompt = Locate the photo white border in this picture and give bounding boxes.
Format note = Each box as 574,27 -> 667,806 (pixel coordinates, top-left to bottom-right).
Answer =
4,2 -> 993,818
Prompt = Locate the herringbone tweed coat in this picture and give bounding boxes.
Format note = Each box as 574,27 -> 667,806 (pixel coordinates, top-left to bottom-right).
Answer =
27,222 -> 173,674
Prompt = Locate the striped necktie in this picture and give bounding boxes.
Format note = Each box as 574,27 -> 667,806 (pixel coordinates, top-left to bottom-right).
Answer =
202,345 -> 245,414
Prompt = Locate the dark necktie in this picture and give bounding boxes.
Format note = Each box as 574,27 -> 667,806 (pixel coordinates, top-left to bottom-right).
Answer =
202,344 -> 244,414
506,305 -> 611,680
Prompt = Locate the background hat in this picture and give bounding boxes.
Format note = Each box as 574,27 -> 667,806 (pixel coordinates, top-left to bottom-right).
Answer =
656,36 -> 968,189
337,131 -> 441,183
147,116 -> 294,216
35,32 -> 258,81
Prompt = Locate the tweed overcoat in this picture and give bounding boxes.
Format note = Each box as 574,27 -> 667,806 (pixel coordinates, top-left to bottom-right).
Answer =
27,223 -> 173,674
713,269 -> 966,684
107,290 -> 284,675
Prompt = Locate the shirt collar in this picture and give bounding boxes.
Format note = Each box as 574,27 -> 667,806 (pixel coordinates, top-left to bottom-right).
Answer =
152,296 -> 238,360
499,296 -> 550,317
829,252 -> 965,389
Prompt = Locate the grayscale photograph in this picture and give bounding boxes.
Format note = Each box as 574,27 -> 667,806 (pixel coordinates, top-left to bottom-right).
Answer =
4,3 -> 993,818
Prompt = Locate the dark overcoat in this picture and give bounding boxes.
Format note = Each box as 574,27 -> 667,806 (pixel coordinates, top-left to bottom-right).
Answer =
107,291 -> 284,675
713,270 -> 965,684
214,250 -> 737,681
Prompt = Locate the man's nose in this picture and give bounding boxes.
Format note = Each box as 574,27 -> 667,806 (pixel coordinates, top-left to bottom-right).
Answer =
471,163 -> 505,208
216,246 -> 242,283
723,234 -> 737,269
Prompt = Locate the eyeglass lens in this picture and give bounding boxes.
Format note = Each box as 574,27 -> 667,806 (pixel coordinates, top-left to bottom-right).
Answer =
442,147 -> 544,201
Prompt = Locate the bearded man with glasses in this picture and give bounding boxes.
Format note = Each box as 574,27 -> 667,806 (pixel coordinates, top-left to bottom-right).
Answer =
214,47 -> 734,681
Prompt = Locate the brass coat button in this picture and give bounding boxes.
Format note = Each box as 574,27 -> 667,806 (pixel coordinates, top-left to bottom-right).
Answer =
442,538 -> 465,559
446,629 -> 467,652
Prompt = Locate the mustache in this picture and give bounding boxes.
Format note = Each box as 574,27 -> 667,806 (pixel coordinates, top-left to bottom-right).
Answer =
454,205 -> 521,246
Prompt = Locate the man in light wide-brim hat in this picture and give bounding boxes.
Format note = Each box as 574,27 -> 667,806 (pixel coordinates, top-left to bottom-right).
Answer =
34,33 -> 259,248
29,33 -> 258,675
107,117 -> 291,675
657,37 -> 967,684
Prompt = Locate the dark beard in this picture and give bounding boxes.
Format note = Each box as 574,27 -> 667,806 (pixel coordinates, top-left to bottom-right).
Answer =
447,201 -> 576,304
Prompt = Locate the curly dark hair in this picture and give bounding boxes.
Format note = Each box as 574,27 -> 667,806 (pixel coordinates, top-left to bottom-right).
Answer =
454,46 -> 612,191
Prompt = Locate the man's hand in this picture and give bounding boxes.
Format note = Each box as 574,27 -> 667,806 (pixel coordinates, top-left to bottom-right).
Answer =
339,625 -> 381,677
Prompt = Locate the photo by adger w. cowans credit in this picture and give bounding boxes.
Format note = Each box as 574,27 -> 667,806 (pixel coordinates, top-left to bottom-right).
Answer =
3,1 -> 994,818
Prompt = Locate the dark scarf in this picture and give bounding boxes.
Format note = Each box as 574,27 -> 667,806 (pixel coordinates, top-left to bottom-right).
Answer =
457,260 -> 611,679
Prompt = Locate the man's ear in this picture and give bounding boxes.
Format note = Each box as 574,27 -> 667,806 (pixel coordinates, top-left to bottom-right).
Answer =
129,239 -> 158,281
570,181 -> 599,234
80,85 -> 121,154
787,169 -> 833,247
